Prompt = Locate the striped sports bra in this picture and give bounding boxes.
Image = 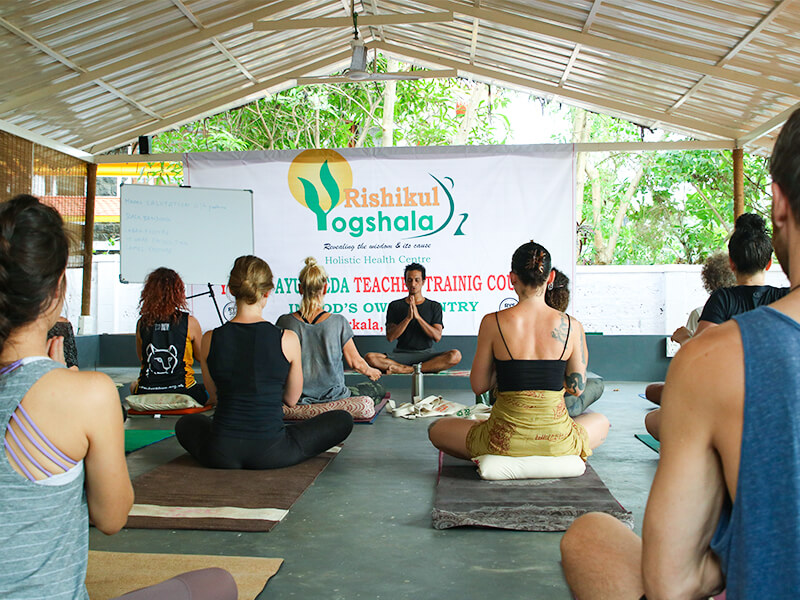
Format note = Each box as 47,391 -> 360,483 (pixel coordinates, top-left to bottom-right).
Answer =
2,358 -> 80,482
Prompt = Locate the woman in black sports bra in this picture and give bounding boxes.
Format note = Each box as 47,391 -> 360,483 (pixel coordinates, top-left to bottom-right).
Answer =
428,240 -> 609,460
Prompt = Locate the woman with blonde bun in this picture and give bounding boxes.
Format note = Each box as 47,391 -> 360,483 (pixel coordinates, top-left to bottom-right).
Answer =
277,257 -> 384,406
176,255 -> 353,469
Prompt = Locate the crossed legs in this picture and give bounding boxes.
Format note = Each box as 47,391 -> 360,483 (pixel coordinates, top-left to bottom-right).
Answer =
365,349 -> 462,374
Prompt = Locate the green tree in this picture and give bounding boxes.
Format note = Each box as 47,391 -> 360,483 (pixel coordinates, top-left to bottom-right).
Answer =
153,56 -> 510,154
553,105 -> 771,265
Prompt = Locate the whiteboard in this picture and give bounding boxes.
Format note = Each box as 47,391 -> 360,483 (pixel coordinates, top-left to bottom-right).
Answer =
120,184 -> 254,284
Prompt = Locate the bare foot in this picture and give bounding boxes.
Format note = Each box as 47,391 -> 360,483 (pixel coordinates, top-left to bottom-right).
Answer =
387,364 -> 414,374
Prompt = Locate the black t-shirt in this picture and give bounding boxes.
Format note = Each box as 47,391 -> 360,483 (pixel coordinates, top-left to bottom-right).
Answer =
699,285 -> 790,324
386,298 -> 443,351
207,321 -> 290,440
136,311 -> 190,392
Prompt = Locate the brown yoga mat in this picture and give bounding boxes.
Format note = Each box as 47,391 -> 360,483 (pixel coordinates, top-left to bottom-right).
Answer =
432,453 -> 634,531
86,551 -> 283,600
125,447 -> 340,532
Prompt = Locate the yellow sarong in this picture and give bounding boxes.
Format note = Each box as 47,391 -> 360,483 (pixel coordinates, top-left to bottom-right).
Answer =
466,389 -> 590,459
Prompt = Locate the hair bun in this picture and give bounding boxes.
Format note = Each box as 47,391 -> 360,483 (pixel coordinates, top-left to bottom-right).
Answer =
735,212 -> 766,234
304,256 -> 317,267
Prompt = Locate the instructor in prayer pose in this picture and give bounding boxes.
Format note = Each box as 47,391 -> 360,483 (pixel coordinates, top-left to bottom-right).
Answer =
365,263 -> 461,373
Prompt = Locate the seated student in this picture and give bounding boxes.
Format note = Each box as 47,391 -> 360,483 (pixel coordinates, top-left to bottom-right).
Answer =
130,267 -> 208,406
365,262 -> 461,374
545,268 -> 605,417
560,107 -> 800,600
428,241 -> 609,460
645,252 -> 735,405
175,255 -> 353,469
277,257 -> 384,403
645,213 -> 789,438
0,194 -> 235,600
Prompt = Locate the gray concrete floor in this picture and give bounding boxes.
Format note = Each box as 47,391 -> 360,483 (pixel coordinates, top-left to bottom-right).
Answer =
92,373 -> 659,599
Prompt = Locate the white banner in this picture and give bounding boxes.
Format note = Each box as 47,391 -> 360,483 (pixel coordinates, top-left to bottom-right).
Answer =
184,145 -> 575,335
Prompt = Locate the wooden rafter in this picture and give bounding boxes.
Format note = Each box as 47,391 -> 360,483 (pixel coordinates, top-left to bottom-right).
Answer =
412,0 -> 800,97
0,0 -> 303,115
170,0 -> 258,84
559,0 -> 603,87
667,0 -> 797,113
84,49 -> 353,154
252,11 -> 454,31
0,16 -> 163,120
372,41 -> 742,140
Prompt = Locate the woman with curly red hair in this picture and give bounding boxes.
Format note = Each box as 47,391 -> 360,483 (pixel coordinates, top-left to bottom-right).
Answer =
131,267 -> 208,405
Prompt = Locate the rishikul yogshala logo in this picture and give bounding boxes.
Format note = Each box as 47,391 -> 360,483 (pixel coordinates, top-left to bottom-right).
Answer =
287,149 -> 469,238
287,149 -> 352,231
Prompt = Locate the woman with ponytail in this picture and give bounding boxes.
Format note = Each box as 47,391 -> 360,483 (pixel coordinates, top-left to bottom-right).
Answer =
0,195 -> 235,599
176,255 -> 353,469
646,212 -> 789,440
428,240 -> 609,460
277,257 -> 383,405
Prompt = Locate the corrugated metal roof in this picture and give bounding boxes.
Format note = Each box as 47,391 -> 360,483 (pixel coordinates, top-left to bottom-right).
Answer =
0,0 -> 798,158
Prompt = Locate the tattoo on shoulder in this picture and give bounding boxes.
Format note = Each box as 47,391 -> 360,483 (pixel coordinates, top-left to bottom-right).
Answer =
551,314 -> 569,343
565,372 -> 585,396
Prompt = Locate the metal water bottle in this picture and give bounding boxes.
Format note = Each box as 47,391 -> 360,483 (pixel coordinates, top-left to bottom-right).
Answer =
412,363 -> 424,402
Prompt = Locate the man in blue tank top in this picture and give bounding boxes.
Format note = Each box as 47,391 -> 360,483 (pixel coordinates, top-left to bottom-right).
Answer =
559,109 -> 800,599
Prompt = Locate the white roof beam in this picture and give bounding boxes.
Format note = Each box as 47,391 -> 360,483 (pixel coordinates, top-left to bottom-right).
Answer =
468,0 -> 481,65
169,0 -> 258,84
559,0 -> 603,87
367,1 -> 387,43
372,41 -> 741,140
0,118 -> 92,161
253,11 -> 454,31
738,100 -> 800,146
0,0 -> 303,115
0,16 -> 163,119
667,0 -> 797,113
84,49 -> 353,154
413,0 -> 800,97
89,138 -> 736,164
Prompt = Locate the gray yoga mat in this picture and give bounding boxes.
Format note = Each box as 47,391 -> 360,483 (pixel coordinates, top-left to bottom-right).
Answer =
432,453 -> 634,532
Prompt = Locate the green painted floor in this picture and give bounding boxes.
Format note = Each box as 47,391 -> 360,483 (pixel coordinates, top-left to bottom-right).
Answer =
94,374 -> 659,599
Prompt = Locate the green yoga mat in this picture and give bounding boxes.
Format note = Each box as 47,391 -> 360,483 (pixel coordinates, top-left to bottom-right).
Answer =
124,430 -> 175,454
635,433 -> 660,453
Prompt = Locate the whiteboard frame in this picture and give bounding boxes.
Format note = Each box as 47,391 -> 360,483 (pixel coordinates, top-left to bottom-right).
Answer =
120,183 -> 254,285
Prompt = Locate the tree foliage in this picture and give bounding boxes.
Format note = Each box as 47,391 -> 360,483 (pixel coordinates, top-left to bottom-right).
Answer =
551,106 -> 771,265
153,57 -> 510,153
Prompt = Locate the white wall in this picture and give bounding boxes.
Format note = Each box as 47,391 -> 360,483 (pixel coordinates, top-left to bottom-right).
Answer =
66,255 -> 791,336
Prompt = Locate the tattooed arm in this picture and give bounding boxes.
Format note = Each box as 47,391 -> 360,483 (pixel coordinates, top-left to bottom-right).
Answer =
561,316 -> 588,396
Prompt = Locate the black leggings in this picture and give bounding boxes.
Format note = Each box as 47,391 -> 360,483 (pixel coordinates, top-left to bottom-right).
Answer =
175,411 -> 353,469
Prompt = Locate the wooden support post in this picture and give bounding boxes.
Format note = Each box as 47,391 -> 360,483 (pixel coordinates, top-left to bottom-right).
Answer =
733,147 -> 744,221
81,162 -> 96,327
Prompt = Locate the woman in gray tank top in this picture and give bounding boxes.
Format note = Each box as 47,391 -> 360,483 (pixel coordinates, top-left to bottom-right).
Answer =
0,195 -> 236,600
276,256 -> 383,404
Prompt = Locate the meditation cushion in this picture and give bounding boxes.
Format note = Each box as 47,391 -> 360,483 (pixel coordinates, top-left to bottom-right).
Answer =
283,396 -> 375,420
472,454 -> 586,481
125,393 -> 202,412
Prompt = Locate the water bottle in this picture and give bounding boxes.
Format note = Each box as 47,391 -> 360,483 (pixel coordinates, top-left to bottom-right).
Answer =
412,363 -> 424,402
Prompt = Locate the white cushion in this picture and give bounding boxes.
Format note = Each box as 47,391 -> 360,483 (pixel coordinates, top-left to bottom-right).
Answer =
125,393 -> 201,411
472,454 -> 586,480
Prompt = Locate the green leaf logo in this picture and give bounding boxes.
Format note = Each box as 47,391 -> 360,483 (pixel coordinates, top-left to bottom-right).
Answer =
297,160 -> 342,230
